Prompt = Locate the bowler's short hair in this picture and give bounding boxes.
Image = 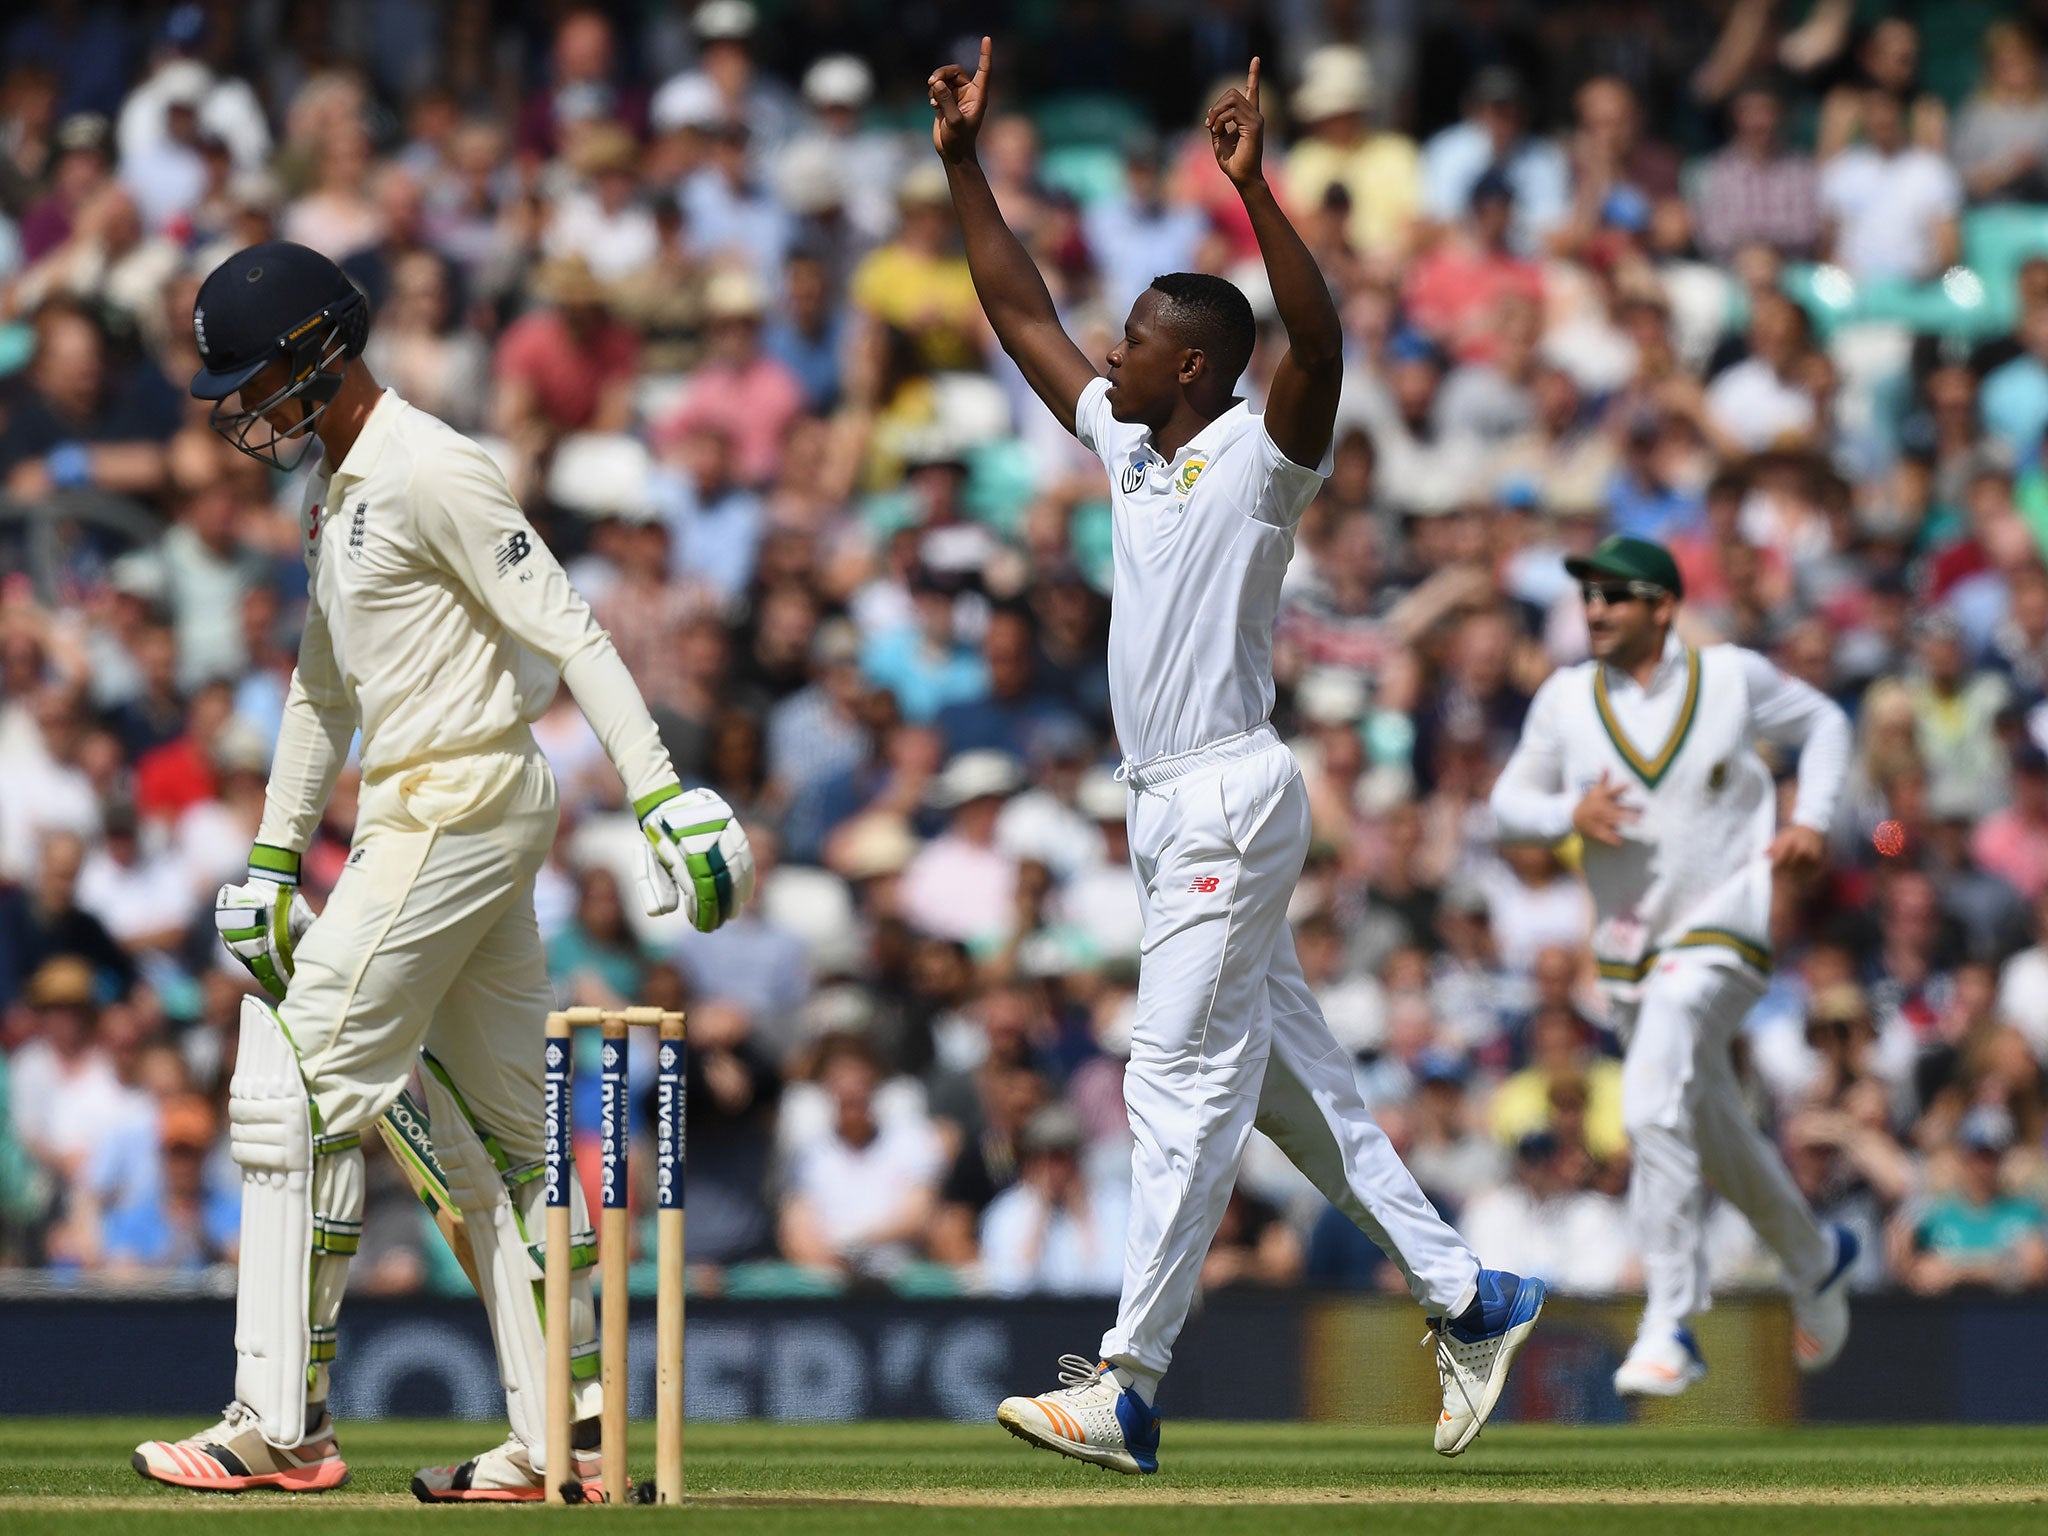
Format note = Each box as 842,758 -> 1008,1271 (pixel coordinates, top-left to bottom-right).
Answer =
1147,272 -> 1256,388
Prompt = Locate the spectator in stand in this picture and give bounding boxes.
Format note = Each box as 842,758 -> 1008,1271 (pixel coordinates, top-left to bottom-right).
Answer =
359,248 -> 490,432
978,1103 -> 1126,1296
1458,1130 -> 1635,1294
779,1031 -> 942,1279
899,751 -> 1023,948
544,123 -> 657,283
1420,67 -> 1569,257
1283,46 -> 1419,263
97,1093 -> 236,1273
1972,743 -> 2048,904
1694,81 -> 1821,261
684,995 -> 782,1267
1704,289 -> 1819,454
16,110 -> 112,264
930,1059 -> 1046,1263
1819,85 -> 1961,284
0,832 -> 133,1006
849,162 -> 980,374
1893,1105 -> 2048,1293
515,8 -> 646,162
7,956 -> 141,1194
74,798 -> 195,959
1953,23 -> 2048,204
1403,169 -> 1543,364
1491,1003 -> 1627,1161
934,608 -> 1073,760
0,297 -> 177,502
651,421 -> 763,604
654,266 -> 804,489
492,253 -> 639,445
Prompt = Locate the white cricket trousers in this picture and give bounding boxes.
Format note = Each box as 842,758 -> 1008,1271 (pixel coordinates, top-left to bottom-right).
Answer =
1616,953 -> 1833,1337
1099,726 -> 1478,1379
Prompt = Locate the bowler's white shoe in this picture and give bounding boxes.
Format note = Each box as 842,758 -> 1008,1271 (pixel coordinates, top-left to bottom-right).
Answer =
1427,1269 -> 1548,1456
411,1435 -> 604,1503
1791,1224 -> 1858,1373
1613,1326 -> 1707,1398
996,1355 -> 1160,1475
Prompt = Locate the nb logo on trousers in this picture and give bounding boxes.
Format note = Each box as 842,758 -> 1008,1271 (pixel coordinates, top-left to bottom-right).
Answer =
1187,876 -> 1221,894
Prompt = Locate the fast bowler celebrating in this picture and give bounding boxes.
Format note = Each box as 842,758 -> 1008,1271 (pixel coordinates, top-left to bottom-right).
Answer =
1490,535 -> 1857,1396
931,42 -> 1544,1473
130,242 -> 753,1500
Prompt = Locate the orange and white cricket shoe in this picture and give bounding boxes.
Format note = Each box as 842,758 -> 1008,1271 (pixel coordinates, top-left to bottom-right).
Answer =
996,1355 -> 1160,1475
132,1401 -> 350,1493
1790,1224 -> 1858,1373
411,1436 -> 606,1503
1612,1325 -> 1707,1399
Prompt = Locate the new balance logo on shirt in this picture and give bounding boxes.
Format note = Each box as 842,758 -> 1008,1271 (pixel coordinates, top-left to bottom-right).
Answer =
494,530 -> 531,575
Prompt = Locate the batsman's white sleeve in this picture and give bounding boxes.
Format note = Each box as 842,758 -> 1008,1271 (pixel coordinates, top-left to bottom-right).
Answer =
1489,673 -> 1576,843
255,590 -> 356,855
1738,647 -> 1852,834
414,442 -> 674,804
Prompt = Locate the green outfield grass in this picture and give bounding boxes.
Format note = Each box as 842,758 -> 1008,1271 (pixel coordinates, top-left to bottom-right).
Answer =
1,1420 -> 2045,1534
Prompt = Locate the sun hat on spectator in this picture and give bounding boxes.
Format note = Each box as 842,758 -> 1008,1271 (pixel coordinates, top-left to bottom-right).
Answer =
1292,46 -> 1373,125
803,55 -> 872,110
1960,1104 -> 2017,1154
110,550 -> 168,605
927,750 -> 1026,811
694,0 -> 756,41
1019,1103 -> 1087,1157
26,955 -> 97,1010
777,140 -> 844,216
651,74 -> 723,134
159,1095 -> 218,1153
896,161 -> 952,209
1297,667 -> 1369,726
1074,767 -> 1127,824
54,112 -> 111,156
835,814 -> 920,881
547,433 -> 655,522
1564,535 -> 1685,599
704,266 -> 769,321
211,719 -> 272,777
157,60 -> 210,111
534,253 -> 608,308
575,122 -> 638,178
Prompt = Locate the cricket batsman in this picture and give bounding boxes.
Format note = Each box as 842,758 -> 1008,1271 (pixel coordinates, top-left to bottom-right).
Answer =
1490,535 -> 1857,1395
129,242 -> 753,1499
931,42 -> 1544,1473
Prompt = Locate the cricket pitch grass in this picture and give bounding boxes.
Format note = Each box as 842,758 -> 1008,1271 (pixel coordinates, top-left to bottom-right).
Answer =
2,1420 -> 2045,1534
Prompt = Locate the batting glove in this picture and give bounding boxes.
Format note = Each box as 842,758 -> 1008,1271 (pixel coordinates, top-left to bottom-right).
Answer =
635,784 -> 756,931
215,844 -> 317,999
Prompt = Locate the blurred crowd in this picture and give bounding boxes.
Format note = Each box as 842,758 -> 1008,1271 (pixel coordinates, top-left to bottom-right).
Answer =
6,0 -> 2048,1308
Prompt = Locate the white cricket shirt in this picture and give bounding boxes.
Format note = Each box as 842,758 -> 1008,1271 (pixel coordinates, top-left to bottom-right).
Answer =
1490,633 -> 1851,991
257,389 -> 673,851
1073,374 -> 1331,767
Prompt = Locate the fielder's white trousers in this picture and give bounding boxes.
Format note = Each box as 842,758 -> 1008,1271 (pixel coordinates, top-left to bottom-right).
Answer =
284,728 -> 559,1149
1100,727 -> 1478,1379
1615,953 -> 1833,1337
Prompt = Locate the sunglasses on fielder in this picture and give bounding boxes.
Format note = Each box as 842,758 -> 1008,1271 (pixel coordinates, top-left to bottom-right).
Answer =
1580,580 -> 1666,608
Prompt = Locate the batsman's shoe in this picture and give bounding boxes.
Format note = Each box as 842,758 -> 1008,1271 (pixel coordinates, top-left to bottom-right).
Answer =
132,1401 -> 349,1493
1613,1325 -> 1707,1398
1791,1223 -> 1859,1373
1426,1268 -> 1547,1456
411,1436 -> 605,1503
996,1355 -> 1160,1475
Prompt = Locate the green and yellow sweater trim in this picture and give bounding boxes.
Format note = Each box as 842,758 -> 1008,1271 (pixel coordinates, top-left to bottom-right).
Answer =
1596,928 -> 1772,982
1594,647 -> 1700,789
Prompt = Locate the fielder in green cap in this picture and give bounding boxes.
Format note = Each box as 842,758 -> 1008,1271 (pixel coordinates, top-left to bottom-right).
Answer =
1490,527 -> 1861,1400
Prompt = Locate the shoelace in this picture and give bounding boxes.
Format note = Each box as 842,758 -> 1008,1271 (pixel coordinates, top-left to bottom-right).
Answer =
218,1401 -> 256,1433
1054,1353 -> 1108,1392
1421,1325 -> 1481,1425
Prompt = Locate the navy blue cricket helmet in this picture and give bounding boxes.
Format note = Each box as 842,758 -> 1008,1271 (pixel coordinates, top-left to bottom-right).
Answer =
191,241 -> 368,470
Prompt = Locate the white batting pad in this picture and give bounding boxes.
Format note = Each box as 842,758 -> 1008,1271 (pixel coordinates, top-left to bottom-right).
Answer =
229,995 -> 315,1448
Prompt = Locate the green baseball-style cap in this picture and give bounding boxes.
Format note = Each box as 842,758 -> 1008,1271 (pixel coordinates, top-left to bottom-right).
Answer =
1564,535 -> 1683,599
